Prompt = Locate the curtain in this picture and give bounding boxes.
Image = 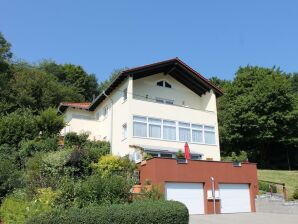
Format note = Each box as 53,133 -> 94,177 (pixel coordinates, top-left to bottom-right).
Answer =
204,131 -> 215,144
133,122 -> 147,137
163,126 -> 176,140
192,129 -> 203,143
149,124 -> 161,138
179,127 -> 191,142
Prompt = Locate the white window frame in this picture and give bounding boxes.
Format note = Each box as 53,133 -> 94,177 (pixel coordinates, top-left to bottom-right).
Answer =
156,80 -> 172,89
133,116 -> 147,137
148,117 -> 162,139
132,115 -> 217,146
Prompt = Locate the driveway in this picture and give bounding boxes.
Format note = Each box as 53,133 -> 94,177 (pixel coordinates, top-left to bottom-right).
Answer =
189,213 -> 298,224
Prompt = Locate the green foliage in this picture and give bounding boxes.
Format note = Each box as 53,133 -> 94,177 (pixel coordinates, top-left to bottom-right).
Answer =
176,149 -> 185,158
0,188 -> 57,224
0,155 -> 24,200
36,108 -> 65,137
19,137 -> 58,161
97,68 -> 126,93
258,181 -> 277,193
56,174 -> 132,208
221,151 -> 248,162
39,61 -> 98,101
141,185 -> 164,201
293,186 -> 298,199
0,109 -> 39,147
27,200 -> 189,224
0,32 -> 12,73
64,132 -> 89,147
216,66 -> 298,169
92,154 -> 136,177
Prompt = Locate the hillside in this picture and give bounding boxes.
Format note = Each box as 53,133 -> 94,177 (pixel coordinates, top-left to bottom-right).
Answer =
258,169 -> 298,199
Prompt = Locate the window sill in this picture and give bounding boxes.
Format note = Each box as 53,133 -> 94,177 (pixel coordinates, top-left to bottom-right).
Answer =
132,136 -> 217,147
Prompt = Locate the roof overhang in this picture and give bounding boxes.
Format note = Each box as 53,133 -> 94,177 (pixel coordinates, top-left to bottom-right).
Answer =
60,58 -> 223,113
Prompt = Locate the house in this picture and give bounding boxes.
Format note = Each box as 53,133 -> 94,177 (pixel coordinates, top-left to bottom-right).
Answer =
58,58 -> 258,215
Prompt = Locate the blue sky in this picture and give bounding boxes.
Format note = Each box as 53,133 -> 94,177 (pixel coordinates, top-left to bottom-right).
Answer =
1,0 -> 298,81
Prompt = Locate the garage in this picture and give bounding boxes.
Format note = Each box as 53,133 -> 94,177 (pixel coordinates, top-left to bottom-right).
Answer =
165,182 -> 204,214
219,184 -> 251,213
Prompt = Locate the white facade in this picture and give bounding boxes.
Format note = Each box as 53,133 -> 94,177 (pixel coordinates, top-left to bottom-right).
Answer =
61,71 -> 221,161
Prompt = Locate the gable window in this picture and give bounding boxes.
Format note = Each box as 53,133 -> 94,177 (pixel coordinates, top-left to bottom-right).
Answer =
192,124 -> 203,143
148,118 -> 161,138
157,81 -> 163,87
163,120 -> 176,140
204,126 -> 216,144
156,80 -> 172,88
123,88 -> 127,101
122,123 -> 127,140
133,116 -> 147,137
179,122 -> 191,142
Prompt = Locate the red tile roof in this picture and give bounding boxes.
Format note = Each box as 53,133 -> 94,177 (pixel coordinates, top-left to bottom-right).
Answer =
60,102 -> 91,109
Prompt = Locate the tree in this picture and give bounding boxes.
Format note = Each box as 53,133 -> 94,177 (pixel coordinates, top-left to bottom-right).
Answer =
98,68 -> 127,94
39,61 -> 98,101
0,32 -> 12,73
36,108 -> 65,138
6,63 -> 84,113
218,66 -> 298,169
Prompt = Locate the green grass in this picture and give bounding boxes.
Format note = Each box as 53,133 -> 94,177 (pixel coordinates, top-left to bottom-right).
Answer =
258,169 -> 298,199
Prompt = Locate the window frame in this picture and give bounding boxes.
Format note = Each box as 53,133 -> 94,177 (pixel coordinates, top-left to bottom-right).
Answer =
132,115 -> 217,146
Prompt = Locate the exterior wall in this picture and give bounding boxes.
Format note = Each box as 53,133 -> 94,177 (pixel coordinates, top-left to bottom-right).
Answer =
61,72 -> 220,160
133,73 -> 217,112
129,99 -> 220,161
139,158 -> 258,214
61,108 -> 98,140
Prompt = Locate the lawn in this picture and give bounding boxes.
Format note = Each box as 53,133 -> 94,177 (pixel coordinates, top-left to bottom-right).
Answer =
258,169 -> 298,199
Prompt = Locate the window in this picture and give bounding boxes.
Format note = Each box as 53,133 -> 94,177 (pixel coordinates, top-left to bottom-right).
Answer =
160,153 -> 173,158
179,122 -> 191,142
163,120 -> 176,140
157,81 -> 163,87
148,118 -> 161,138
122,123 -> 127,140
72,114 -> 93,120
156,80 -> 172,88
192,124 -> 203,143
165,82 -> 171,88
191,155 -> 201,160
155,97 -> 174,105
204,126 -> 216,144
132,115 -> 216,146
133,116 -> 147,137
123,88 -> 127,101
103,106 -> 108,117
95,112 -> 100,120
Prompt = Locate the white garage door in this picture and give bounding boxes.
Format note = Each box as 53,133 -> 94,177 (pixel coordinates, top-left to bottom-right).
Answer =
165,182 -> 204,214
219,184 -> 251,213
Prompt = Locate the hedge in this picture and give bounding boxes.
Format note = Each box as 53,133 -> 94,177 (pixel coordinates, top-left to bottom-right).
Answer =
27,200 -> 189,224
258,181 -> 277,193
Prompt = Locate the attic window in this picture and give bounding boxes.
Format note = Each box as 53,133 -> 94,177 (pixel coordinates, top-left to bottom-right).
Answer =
156,81 -> 172,88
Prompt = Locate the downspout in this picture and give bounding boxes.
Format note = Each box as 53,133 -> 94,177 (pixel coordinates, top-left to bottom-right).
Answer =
210,177 -> 216,214
103,91 -> 113,154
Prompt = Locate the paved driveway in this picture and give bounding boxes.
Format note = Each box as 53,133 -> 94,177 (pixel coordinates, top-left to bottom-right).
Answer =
189,213 -> 298,224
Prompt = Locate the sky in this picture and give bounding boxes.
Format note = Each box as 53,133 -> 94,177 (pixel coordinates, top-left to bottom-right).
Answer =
1,0 -> 298,81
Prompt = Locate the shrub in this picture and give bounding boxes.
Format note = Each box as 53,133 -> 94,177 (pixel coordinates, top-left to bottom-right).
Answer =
92,154 -> 136,177
0,155 -> 24,200
19,137 -> 58,160
0,188 -> 57,224
56,174 -> 132,208
36,107 -> 65,138
293,186 -> 298,200
141,185 -> 164,201
258,181 -> 277,193
221,151 -> 248,162
27,200 -> 189,224
64,132 -> 89,147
